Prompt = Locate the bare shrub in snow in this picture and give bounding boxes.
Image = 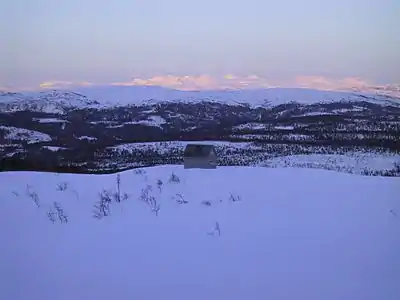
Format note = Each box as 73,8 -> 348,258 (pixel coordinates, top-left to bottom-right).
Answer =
113,174 -> 129,203
93,189 -> 113,219
139,184 -> 160,216
229,193 -> 241,202
157,179 -> 163,192
134,168 -> 148,181
26,185 -> 40,207
47,210 -> 57,223
201,200 -> 212,206
56,182 -> 68,191
168,172 -> 180,183
56,180 -> 79,201
174,193 -> 188,204
93,176 -> 128,219
110,174 -> 129,204
148,196 -> 160,216
48,202 -> 68,223
134,168 -> 146,175
139,185 -> 153,202
215,221 -> 221,236
54,202 -> 68,223
121,192 -> 129,202
208,221 -> 221,236
111,191 -> 129,204
116,174 -> 121,202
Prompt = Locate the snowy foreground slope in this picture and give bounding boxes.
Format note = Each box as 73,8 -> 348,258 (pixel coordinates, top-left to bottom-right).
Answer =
1,166 -> 400,300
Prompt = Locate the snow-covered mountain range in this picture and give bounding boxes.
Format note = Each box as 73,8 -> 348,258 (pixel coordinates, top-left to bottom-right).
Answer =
1,86 -> 399,174
1,86 -> 400,113
70,85 -> 400,107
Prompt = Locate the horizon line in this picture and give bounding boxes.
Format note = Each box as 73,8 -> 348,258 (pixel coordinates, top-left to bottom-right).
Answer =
1,74 -> 399,98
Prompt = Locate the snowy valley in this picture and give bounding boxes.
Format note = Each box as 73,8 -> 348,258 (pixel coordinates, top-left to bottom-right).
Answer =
0,86 -> 399,176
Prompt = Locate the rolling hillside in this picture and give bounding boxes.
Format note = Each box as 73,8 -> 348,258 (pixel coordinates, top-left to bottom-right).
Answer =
1,87 -> 399,175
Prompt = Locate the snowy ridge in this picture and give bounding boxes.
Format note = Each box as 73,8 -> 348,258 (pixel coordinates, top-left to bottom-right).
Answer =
0,166 -> 399,299
72,86 -> 400,108
0,125 -> 52,144
0,90 -> 100,113
1,86 -> 400,113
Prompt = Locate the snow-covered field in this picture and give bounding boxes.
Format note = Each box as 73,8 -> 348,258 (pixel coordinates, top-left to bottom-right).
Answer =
108,140 -> 400,175
89,116 -> 166,128
0,166 -> 399,300
42,146 -> 68,152
32,117 -> 70,124
108,140 -> 252,154
263,153 -> 400,175
123,115 -> 167,127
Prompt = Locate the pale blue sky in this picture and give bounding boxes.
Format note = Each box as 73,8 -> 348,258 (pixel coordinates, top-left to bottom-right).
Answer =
1,0 -> 399,88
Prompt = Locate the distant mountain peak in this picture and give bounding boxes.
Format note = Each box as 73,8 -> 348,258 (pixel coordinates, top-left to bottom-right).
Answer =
0,89 -> 100,113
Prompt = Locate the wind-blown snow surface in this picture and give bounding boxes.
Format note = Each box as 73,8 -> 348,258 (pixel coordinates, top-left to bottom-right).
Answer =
1,166 -> 399,300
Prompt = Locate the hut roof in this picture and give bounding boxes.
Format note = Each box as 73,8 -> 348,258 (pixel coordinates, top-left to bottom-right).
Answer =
183,144 -> 214,158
